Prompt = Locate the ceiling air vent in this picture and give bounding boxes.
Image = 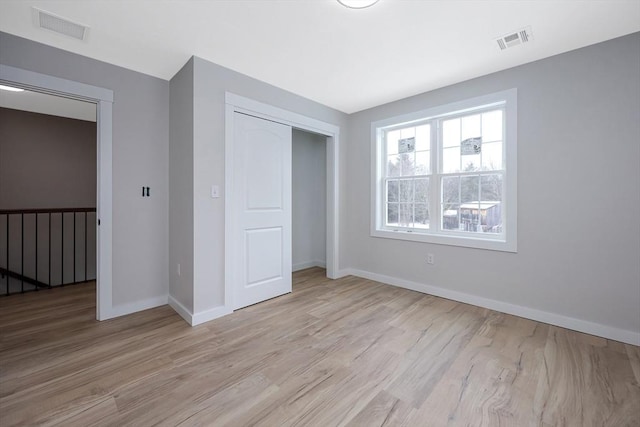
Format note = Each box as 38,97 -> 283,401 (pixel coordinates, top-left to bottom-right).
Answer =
496,26 -> 533,50
32,7 -> 89,41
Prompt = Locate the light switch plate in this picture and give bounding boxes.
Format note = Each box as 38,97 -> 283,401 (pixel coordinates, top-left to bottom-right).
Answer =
211,185 -> 220,198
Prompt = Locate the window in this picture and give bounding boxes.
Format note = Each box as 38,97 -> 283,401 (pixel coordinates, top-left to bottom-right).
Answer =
371,89 -> 517,252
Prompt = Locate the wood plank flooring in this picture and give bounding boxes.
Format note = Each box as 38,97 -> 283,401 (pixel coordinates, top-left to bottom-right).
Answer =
1,268 -> 638,426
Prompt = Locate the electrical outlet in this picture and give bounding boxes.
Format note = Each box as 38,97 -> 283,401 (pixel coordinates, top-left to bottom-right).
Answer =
427,253 -> 435,265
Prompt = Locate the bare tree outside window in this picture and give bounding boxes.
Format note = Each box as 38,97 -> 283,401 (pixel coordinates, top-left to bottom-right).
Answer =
385,125 -> 430,229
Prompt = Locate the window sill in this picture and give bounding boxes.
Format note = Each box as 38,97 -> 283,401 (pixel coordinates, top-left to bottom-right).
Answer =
371,228 -> 517,253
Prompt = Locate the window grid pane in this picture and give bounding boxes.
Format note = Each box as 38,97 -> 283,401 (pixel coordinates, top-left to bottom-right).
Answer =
382,106 -> 505,236
440,172 -> 504,234
437,108 -> 505,234
384,122 -> 432,231
385,177 -> 430,229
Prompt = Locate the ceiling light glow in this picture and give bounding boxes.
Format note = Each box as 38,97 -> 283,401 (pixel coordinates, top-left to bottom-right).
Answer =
337,0 -> 379,9
0,85 -> 24,92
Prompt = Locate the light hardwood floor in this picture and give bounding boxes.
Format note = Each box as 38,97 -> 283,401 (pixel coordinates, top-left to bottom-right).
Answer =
1,268 -> 639,426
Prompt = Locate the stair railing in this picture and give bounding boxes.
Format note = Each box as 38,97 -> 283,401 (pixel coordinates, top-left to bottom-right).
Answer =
0,208 -> 97,295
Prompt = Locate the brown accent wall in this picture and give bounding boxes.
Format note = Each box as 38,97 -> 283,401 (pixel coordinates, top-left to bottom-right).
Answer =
0,107 -> 96,209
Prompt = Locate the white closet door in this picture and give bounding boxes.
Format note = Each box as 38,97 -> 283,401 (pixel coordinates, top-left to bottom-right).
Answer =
232,112 -> 292,309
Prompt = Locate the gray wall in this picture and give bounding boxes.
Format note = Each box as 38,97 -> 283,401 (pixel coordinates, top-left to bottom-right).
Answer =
169,59 -> 195,312
345,33 -> 640,336
0,32 -> 170,308
0,107 -> 97,291
292,129 -> 326,271
2,28 -> 636,340
0,107 -> 96,209
187,56 -> 348,315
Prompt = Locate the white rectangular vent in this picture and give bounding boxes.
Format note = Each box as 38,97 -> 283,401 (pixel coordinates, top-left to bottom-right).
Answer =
32,8 -> 89,41
496,26 -> 533,50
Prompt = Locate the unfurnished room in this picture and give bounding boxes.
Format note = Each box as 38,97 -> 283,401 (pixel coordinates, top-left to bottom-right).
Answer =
0,0 -> 639,425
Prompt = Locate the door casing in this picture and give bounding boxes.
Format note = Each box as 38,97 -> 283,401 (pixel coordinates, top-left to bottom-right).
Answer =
0,64 -> 113,320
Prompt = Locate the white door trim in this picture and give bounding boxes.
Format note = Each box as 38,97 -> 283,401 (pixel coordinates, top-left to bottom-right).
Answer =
0,64 -> 114,321
224,92 -> 340,311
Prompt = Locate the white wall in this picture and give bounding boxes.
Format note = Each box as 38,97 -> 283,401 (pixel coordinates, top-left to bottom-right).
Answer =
0,89 -> 96,122
0,32 -> 170,312
344,33 -> 640,343
292,129 -> 326,271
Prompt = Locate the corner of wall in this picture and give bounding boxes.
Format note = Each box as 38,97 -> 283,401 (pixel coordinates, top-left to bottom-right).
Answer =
168,296 -> 233,327
168,55 -> 196,314
168,295 -> 194,325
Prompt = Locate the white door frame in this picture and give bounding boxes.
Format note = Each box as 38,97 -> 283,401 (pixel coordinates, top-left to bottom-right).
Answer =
0,64 -> 113,321
224,92 -> 340,311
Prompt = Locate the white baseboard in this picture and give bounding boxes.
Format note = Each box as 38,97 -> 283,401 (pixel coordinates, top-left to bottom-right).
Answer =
192,305 -> 233,326
168,295 -> 193,324
107,295 -> 168,319
333,269 -> 352,279
341,268 -> 640,346
168,295 -> 233,326
293,260 -> 326,272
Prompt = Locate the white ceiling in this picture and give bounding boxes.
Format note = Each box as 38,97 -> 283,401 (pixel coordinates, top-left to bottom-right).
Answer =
0,88 -> 96,122
0,0 -> 638,114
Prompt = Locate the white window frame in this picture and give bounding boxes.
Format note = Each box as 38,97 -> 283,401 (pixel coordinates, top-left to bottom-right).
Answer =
371,89 -> 517,252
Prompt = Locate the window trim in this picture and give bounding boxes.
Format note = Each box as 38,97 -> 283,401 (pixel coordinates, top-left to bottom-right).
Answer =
370,89 -> 517,252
